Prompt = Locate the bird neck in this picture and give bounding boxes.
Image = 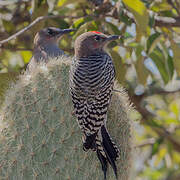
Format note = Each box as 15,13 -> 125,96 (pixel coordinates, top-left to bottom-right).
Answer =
33,42 -> 64,59
34,42 -> 61,53
75,48 -> 106,58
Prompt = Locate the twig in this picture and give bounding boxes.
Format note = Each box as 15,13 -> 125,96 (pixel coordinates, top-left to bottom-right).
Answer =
0,14 -> 92,45
113,88 -> 180,97
128,91 -> 180,153
135,138 -> 155,148
0,16 -> 44,44
0,46 -> 32,51
167,0 -> 180,16
143,88 -> 180,97
154,16 -> 180,27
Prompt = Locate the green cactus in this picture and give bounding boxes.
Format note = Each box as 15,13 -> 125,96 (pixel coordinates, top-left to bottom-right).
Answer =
0,57 -> 133,180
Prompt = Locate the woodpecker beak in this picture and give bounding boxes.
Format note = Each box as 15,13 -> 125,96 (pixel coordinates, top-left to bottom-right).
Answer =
60,28 -> 76,34
106,35 -> 120,42
55,28 -> 76,39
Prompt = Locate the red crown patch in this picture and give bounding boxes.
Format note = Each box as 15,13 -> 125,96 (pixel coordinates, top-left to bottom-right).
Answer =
90,31 -> 102,34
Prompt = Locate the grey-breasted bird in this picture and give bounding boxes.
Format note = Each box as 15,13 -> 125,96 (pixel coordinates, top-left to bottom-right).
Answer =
69,31 -> 120,180
28,27 -> 74,70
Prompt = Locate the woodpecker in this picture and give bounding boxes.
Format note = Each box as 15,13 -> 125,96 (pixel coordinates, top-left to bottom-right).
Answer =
28,27 -> 74,70
69,31 -> 120,179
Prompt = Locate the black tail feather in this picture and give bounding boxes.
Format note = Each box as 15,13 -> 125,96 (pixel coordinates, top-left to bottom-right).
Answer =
96,149 -> 108,180
102,143 -> 118,179
101,125 -> 119,179
82,126 -> 119,179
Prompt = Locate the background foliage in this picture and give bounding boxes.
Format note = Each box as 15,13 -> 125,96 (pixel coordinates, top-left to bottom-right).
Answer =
0,0 -> 180,179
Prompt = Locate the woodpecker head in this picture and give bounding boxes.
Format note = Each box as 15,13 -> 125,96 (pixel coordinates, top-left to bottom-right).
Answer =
75,31 -> 119,58
34,27 -> 75,47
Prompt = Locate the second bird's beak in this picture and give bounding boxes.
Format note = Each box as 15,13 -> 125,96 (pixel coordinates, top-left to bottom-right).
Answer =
106,35 -> 120,42
55,28 -> 76,38
60,28 -> 76,34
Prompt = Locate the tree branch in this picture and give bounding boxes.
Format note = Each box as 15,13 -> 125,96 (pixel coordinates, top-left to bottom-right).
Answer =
0,46 -> 32,51
114,87 -> 180,152
0,14 -> 92,45
135,138 -> 155,148
154,16 -> 180,27
2,5 -> 180,47
129,92 -> 180,153
108,2 -> 180,28
143,88 -> 180,97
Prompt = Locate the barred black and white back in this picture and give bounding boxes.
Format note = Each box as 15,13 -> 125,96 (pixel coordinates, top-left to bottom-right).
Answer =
69,53 -> 120,179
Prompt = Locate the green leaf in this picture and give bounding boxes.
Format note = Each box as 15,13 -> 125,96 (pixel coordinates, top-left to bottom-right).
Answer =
142,167 -> 164,180
127,42 -> 139,47
136,45 -> 144,58
159,42 -> 174,80
151,138 -> 163,156
161,10 -> 176,17
154,147 -> 167,166
56,6 -> 70,14
122,0 -> 149,33
119,10 -> 133,25
36,0 -> 47,7
151,0 -> 172,12
167,54 -> 174,78
124,32 -> 133,39
171,40 -> 180,76
134,45 -> 148,85
20,51 -> 32,64
57,0 -> 69,6
135,58 -> 148,85
72,17 -> 93,29
72,18 -> 85,29
147,32 -> 161,54
149,48 -> 170,84
47,18 -> 69,29
2,20 -> 15,33
73,21 -> 99,39
149,15 -> 155,28
57,0 -> 81,7
169,102 -> 179,118
105,22 -> 121,35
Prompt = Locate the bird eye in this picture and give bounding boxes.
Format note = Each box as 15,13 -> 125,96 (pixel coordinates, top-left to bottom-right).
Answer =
94,36 -> 101,41
47,29 -> 54,35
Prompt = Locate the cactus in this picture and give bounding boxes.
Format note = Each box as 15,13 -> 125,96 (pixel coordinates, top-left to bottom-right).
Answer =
0,57 -> 133,180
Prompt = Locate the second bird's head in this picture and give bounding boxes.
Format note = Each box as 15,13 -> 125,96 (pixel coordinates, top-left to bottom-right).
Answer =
75,31 -> 120,58
34,27 -> 75,46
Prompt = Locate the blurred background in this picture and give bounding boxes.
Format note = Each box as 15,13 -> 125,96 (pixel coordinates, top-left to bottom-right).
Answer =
0,0 -> 180,179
